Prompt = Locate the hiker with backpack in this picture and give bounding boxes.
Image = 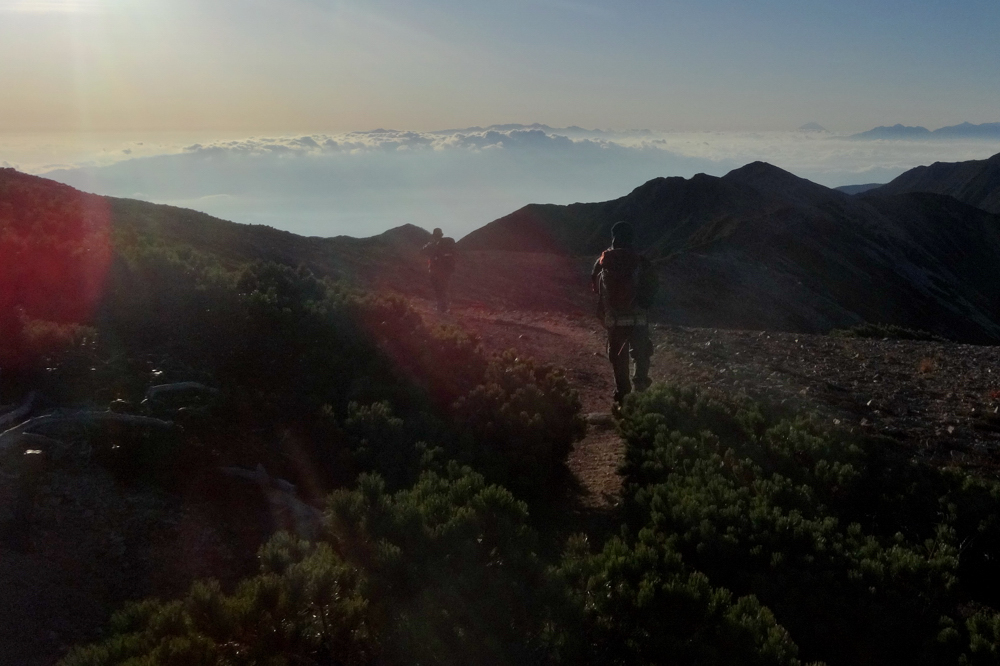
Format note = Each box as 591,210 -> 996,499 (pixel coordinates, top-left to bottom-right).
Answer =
592,221 -> 657,408
421,227 -> 457,312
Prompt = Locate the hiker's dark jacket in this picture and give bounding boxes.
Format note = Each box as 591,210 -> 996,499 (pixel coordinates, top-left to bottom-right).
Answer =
591,242 -> 649,329
421,237 -> 456,276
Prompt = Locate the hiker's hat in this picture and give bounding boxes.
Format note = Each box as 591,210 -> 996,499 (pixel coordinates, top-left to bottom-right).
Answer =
611,221 -> 634,243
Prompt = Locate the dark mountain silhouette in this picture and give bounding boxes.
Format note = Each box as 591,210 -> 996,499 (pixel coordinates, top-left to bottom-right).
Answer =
870,152 -> 1000,214
0,166 -> 433,290
835,183 -> 883,195
459,162 -> 1000,343
6,163 -> 1000,344
852,121 -> 1000,140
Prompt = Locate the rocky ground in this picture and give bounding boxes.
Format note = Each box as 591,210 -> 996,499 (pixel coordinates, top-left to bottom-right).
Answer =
418,301 -> 1000,504
649,326 -> 1000,471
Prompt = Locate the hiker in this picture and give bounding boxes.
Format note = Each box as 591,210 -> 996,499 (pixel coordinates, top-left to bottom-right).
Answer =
421,228 -> 457,312
592,221 -> 657,407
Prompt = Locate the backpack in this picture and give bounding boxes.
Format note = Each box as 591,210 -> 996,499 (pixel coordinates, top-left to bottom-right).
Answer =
596,248 -> 658,321
426,237 -> 456,274
635,257 -> 658,309
436,237 -> 456,273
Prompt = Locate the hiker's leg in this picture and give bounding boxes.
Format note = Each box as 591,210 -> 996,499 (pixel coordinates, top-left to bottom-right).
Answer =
607,327 -> 631,401
441,275 -> 451,312
431,273 -> 448,312
630,325 -> 653,391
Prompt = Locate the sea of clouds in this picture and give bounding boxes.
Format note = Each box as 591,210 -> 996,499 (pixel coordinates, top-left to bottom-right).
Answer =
6,125 -> 1000,238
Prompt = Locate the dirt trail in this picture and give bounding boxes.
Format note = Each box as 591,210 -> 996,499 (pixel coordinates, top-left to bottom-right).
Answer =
417,299 -> 1000,507
415,300 -> 631,508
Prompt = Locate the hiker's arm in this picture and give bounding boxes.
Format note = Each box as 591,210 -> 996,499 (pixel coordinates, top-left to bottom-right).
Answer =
590,256 -> 602,292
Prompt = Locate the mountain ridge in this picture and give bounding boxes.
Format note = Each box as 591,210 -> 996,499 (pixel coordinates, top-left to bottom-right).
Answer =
5,161 -> 1000,345
458,162 -> 1000,343
852,121 -> 1000,140
869,152 -> 1000,214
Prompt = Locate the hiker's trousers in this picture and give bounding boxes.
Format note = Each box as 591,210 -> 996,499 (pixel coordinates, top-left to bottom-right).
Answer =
430,270 -> 451,312
607,324 -> 653,400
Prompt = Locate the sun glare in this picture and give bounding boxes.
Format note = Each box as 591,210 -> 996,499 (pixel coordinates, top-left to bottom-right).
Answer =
2,0 -> 102,13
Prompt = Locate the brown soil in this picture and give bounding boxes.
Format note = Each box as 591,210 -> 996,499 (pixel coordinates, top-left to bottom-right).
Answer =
416,300 -> 1000,507
413,301 -> 625,509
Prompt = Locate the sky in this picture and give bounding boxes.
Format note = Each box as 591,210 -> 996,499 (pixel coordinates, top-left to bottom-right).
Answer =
2,0 -> 1000,237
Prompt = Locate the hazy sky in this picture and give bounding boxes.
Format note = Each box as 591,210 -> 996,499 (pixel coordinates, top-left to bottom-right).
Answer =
3,0 -> 999,133
3,0 -> 1000,239
14,127 -> 993,238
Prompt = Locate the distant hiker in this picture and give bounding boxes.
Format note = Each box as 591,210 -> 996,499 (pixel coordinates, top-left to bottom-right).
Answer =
592,221 -> 657,408
421,228 -> 457,312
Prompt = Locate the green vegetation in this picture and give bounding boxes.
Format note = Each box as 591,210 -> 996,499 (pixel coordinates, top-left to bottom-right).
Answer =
62,466 -> 554,666
615,385 -> 1000,665
22,241 -> 1000,665
6,175 -> 1000,665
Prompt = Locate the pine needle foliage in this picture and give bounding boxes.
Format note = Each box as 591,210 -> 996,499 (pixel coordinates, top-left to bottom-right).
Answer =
615,384 -> 1000,665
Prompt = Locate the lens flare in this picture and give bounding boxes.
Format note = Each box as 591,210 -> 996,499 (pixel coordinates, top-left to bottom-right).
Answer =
0,169 -> 112,367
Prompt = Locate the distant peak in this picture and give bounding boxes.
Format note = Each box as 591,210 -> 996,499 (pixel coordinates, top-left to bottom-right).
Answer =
378,223 -> 432,242
798,122 -> 827,132
725,161 -> 796,179
723,161 -> 837,204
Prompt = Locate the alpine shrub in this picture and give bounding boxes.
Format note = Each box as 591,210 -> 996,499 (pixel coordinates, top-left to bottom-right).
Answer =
61,466 -> 560,666
452,351 -> 585,495
616,383 -> 1000,665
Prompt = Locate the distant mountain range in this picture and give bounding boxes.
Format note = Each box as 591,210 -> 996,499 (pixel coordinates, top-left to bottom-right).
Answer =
5,150 -> 1000,344
460,156 -> 1000,342
429,123 -> 652,138
834,183 -> 883,195
852,122 -> 1000,140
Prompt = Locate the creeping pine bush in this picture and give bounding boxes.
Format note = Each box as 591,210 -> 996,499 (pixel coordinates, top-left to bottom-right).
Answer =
556,531 -> 809,666
452,351 -> 585,495
61,466 -> 560,666
338,352 -> 585,496
616,384 -> 1000,666
74,246 -> 584,498
341,400 -> 446,491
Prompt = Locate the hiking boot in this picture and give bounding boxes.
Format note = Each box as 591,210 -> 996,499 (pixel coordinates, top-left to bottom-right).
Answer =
611,390 -> 628,418
611,401 -> 623,419
632,376 -> 651,392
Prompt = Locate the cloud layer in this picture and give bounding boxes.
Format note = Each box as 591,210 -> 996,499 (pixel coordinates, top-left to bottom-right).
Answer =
27,125 -> 1000,238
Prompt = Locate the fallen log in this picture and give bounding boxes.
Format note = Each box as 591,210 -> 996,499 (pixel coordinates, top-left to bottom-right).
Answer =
220,464 -> 323,539
145,382 -> 219,403
0,411 -> 177,458
0,391 -> 39,429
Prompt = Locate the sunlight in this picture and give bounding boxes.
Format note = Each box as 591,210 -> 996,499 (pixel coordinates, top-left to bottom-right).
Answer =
1,0 -> 103,12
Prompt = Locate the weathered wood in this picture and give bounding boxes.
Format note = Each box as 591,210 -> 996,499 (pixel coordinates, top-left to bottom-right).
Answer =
220,464 -> 323,539
0,392 -> 38,429
0,411 -> 177,458
145,382 -> 219,402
